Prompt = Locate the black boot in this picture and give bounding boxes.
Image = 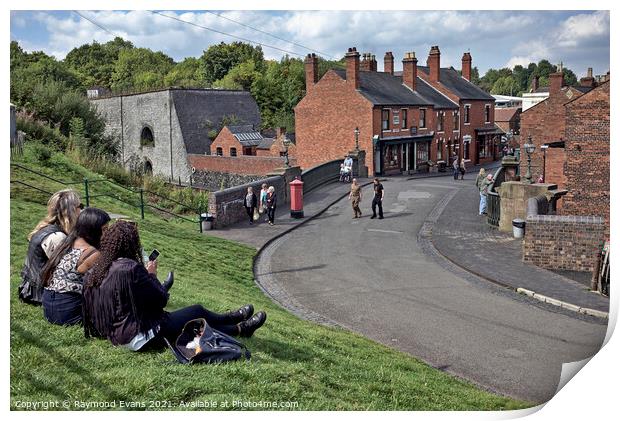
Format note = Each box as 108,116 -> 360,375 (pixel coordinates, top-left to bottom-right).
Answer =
163,271 -> 174,291
238,311 -> 267,337
224,304 -> 254,323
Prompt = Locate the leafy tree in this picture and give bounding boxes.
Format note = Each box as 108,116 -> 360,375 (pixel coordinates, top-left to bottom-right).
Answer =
111,47 -> 174,92
164,57 -> 206,87
200,42 -> 264,84
213,59 -> 261,91
490,76 -> 520,96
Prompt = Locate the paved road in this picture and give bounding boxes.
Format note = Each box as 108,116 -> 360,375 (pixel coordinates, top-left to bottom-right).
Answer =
256,175 -> 607,404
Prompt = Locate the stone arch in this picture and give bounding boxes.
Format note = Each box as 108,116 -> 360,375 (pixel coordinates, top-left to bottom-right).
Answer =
144,159 -> 153,176
140,126 -> 154,147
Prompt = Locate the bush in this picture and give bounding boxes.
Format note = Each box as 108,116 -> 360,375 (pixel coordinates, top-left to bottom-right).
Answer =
30,143 -> 53,166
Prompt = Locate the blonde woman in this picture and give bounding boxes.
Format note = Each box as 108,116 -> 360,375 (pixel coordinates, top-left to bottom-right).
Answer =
19,189 -> 83,305
266,186 -> 277,226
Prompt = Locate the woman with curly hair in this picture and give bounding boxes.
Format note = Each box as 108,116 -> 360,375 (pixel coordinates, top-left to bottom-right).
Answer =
19,189 -> 83,305
40,207 -> 110,326
83,221 -> 266,351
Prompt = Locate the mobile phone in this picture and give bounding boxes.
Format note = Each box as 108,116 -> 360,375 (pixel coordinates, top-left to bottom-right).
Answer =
148,249 -> 160,261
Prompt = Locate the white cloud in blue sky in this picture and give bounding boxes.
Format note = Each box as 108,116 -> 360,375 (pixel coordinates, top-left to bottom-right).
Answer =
10,10 -> 610,77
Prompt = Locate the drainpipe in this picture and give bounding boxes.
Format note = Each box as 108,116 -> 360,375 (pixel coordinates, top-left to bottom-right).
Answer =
169,90 -> 174,180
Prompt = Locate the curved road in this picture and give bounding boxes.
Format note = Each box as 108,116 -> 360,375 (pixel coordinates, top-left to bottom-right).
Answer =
256,175 -> 607,404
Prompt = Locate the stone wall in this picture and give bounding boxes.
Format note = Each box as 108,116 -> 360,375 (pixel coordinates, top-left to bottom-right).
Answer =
523,214 -> 605,272
496,181 -> 559,232
187,154 -> 297,177
192,171 -> 265,191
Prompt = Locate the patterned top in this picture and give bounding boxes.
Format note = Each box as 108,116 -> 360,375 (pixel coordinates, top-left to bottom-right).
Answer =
45,248 -> 87,294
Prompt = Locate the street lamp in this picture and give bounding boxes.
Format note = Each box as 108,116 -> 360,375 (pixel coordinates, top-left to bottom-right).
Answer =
523,135 -> 536,184
354,127 -> 360,151
281,136 -> 292,168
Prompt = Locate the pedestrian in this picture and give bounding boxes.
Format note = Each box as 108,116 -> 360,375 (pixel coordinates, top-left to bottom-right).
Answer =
259,183 -> 269,222
459,158 -> 466,180
349,178 -> 363,218
244,186 -> 258,225
479,174 -> 494,215
370,178 -> 384,219
452,155 -> 459,180
475,168 -> 486,214
266,186 -> 277,226
536,174 -> 544,183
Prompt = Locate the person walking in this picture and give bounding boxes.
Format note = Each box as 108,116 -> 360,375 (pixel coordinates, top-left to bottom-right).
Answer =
475,168 -> 487,215
479,174 -> 494,215
452,155 -> 459,180
370,178 -> 384,219
266,186 -> 277,226
349,178 -> 363,218
259,183 -> 269,222
243,186 -> 258,225
459,158 -> 466,180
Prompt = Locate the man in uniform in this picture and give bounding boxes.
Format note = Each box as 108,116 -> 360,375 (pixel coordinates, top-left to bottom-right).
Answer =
348,178 -> 363,218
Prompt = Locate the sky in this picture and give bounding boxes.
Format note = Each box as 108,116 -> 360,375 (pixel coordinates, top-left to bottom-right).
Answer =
9,9 -> 610,78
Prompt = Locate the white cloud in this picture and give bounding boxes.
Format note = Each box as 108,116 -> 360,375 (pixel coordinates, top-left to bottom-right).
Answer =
555,11 -> 610,48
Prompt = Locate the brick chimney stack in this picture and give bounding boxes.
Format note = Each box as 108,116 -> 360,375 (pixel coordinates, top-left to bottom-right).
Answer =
549,63 -> 565,96
580,67 -> 596,88
402,52 -> 418,92
461,52 -> 472,81
428,46 -> 441,82
361,53 -> 371,71
384,52 -> 394,75
304,53 -> 318,94
370,54 -> 377,71
345,47 -> 361,90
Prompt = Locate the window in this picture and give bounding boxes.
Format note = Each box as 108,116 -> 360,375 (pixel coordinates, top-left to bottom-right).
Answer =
464,105 -> 471,124
230,147 -> 237,157
216,147 -> 223,156
419,109 -> 426,128
464,141 -> 470,160
392,110 -> 399,128
401,109 -> 408,129
453,111 -> 459,131
437,111 -> 444,132
437,140 -> 442,160
144,160 -> 153,176
243,147 -> 254,156
417,142 -> 429,162
382,109 -> 390,130
485,105 -> 491,123
140,126 -> 154,147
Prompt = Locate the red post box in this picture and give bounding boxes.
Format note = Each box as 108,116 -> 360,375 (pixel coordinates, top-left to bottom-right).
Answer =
290,178 -> 304,218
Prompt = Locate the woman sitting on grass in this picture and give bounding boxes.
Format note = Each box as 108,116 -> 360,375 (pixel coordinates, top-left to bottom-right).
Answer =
82,220 -> 267,351
19,189 -> 83,305
40,208 -> 111,326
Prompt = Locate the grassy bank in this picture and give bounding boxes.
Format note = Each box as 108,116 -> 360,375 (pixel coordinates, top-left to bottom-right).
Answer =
9,147 -> 531,410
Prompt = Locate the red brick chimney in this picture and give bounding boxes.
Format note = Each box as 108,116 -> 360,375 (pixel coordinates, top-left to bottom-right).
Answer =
402,52 -> 418,92
360,53 -> 371,71
580,67 -> 596,88
370,54 -> 377,71
461,52 -> 472,81
549,64 -> 565,97
304,53 -> 318,94
384,52 -> 394,75
427,46 -> 441,82
345,47 -> 360,89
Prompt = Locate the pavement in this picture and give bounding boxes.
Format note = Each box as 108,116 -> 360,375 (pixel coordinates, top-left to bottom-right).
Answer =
205,165 -> 608,404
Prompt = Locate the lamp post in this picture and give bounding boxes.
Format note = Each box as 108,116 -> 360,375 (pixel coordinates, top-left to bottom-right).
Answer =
281,137 -> 291,168
523,135 -> 536,184
354,127 -> 360,151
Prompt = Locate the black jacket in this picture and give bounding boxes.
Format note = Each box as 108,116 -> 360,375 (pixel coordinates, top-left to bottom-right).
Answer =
19,224 -> 62,305
266,192 -> 277,209
83,258 -> 169,345
244,193 -> 258,209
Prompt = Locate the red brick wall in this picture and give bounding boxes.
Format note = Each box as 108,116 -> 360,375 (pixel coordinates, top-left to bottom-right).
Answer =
211,127 -> 240,157
562,82 -> 610,237
461,100 -> 496,164
523,214 -> 605,272
188,154 -> 295,176
520,87 -> 583,176
295,70 -> 374,172
543,147 -> 567,189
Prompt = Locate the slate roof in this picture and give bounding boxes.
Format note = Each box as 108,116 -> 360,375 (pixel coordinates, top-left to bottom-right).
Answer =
333,69 -> 433,106
170,89 -> 261,154
257,138 -> 275,149
417,66 -> 495,100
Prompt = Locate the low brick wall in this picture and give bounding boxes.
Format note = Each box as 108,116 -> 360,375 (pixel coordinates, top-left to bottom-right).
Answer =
523,214 -> 605,272
208,176 -> 284,228
188,154 -> 297,176
301,159 -> 342,194
192,170 -> 264,191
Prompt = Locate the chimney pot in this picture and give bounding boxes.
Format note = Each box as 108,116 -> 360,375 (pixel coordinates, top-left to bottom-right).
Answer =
304,52 -> 319,94
384,51 -> 394,75
461,52 -> 472,81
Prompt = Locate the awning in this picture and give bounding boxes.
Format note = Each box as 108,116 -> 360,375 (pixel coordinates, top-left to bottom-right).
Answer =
379,134 -> 434,146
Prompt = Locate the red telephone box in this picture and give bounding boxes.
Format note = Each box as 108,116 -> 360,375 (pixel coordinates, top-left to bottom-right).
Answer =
290,178 -> 304,218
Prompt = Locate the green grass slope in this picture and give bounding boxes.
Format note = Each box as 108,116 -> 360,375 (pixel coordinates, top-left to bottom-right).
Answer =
10,146 -> 531,410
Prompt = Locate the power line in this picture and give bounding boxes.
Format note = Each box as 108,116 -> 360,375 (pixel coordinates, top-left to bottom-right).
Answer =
72,10 -> 118,38
150,10 -> 308,59
204,10 -> 336,60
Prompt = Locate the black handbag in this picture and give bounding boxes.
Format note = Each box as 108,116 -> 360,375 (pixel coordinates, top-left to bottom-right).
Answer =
165,318 -> 251,364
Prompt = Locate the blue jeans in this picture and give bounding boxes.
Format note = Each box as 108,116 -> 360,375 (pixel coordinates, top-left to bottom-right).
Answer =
42,289 -> 82,326
479,193 -> 487,215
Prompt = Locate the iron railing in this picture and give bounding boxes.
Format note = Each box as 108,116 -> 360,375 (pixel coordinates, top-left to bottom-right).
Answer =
486,191 -> 500,227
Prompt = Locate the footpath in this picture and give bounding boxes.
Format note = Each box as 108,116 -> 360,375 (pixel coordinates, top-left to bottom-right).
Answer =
431,180 -> 609,317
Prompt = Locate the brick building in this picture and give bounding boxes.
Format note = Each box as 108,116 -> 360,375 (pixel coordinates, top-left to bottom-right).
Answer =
494,107 -> 521,135
295,46 -> 497,176
562,81 -> 610,236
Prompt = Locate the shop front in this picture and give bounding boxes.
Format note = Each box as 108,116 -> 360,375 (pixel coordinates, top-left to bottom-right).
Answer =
474,127 -> 503,164
373,134 -> 434,176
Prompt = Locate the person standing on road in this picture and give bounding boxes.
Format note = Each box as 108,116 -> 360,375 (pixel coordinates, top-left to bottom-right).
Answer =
452,155 -> 459,180
459,158 -> 466,180
370,178 -> 384,219
475,168 -> 487,215
479,174 -> 494,215
349,178 -> 363,219
243,186 -> 258,225
266,186 -> 277,226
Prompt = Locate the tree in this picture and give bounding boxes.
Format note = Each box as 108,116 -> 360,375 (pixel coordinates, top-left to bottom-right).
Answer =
164,57 -> 207,87
111,47 -> 174,92
212,59 -> 261,91
490,76 -> 520,96
200,42 -> 264,85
